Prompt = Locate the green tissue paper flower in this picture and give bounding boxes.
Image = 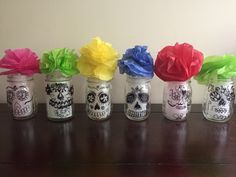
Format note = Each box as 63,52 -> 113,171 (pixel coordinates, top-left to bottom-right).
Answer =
194,55 -> 236,85
41,48 -> 79,76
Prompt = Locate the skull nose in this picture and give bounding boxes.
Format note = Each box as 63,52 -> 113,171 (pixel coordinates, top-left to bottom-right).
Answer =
178,99 -> 184,105
95,103 -> 100,110
219,98 -> 226,106
14,102 -> 21,109
134,102 -> 141,110
57,92 -> 64,100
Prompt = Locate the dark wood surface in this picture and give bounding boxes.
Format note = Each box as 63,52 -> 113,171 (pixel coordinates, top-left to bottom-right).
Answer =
0,104 -> 236,177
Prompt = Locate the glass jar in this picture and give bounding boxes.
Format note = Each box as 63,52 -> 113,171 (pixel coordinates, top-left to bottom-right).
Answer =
6,74 -> 37,120
45,71 -> 74,121
125,75 -> 151,121
203,79 -> 235,122
162,81 -> 192,121
86,78 -> 112,121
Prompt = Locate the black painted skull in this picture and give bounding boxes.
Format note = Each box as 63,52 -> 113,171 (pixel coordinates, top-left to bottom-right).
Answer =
126,86 -> 149,111
167,84 -> 190,109
87,91 -> 110,111
46,83 -> 73,109
209,85 -> 235,106
6,85 -> 33,116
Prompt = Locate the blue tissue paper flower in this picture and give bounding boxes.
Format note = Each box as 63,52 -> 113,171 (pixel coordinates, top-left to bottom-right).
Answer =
118,45 -> 154,78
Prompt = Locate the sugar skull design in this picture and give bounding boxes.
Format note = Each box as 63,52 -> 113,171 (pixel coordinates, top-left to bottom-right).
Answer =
205,82 -> 235,120
163,82 -> 191,120
46,82 -> 74,119
86,83 -> 111,120
6,85 -> 34,118
126,86 -> 150,119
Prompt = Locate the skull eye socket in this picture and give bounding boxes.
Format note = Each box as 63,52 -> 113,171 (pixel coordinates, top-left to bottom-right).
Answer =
16,90 -> 29,101
215,87 -> 220,92
138,93 -> 149,103
98,92 -> 109,104
210,91 -> 221,102
87,91 -> 96,103
7,90 -> 14,104
228,92 -> 235,101
126,92 -> 136,104
171,91 -> 181,101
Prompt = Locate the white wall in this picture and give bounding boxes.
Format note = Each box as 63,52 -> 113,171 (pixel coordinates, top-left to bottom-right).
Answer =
0,0 -> 236,103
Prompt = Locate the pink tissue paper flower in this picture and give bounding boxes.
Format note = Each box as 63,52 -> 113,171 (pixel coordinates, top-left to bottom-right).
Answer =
0,48 -> 40,76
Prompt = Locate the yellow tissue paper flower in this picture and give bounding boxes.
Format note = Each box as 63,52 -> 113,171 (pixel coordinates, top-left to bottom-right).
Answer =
77,37 -> 119,81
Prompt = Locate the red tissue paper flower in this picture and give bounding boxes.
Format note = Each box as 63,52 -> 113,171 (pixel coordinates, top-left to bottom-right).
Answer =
0,48 -> 40,76
154,43 -> 203,81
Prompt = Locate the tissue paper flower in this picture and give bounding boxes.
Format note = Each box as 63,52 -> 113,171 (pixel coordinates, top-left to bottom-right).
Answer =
155,43 -> 203,81
77,37 -> 119,81
0,48 -> 40,76
41,48 -> 79,77
194,55 -> 236,85
118,45 -> 154,78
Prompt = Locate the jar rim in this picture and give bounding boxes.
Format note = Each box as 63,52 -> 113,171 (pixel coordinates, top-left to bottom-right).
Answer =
126,75 -> 152,84
127,75 -> 152,79
208,78 -> 233,82
46,70 -> 72,81
7,74 -> 33,82
87,77 -> 111,83
165,80 -> 191,84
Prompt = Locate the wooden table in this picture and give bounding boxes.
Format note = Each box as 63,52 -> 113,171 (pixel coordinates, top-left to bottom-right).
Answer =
0,104 -> 236,177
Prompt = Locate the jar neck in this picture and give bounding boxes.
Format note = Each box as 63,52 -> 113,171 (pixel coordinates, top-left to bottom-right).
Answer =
126,75 -> 151,84
87,77 -> 111,84
208,79 -> 233,85
165,80 -> 191,85
7,74 -> 33,82
46,70 -> 71,82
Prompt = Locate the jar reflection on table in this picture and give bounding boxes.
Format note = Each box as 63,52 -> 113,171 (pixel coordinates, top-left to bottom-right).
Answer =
45,121 -> 74,160
162,81 -> 192,121
207,122 -> 229,161
6,74 -> 37,120
124,121 -> 148,160
12,119 -> 36,161
58,121 -> 73,157
203,79 -> 235,122
89,120 -> 110,147
84,120 -> 111,161
86,77 -> 112,121
124,75 -> 151,121
161,120 -> 187,159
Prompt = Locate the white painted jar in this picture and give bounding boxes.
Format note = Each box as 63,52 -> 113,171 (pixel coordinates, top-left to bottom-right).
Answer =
203,79 -> 235,122
7,74 -> 37,120
45,71 -> 74,121
125,75 -> 151,121
162,81 -> 192,121
86,78 -> 112,121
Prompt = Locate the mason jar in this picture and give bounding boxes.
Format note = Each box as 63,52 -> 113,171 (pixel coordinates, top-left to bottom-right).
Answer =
45,71 -> 74,121
202,79 -> 235,122
125,75 -> 151,121
6,74 -> 37,120
86,77 -> 112,121
162,81 -> 192,121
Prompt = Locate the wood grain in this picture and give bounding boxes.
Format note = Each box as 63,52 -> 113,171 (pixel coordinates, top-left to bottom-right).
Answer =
0,104 -> 235,177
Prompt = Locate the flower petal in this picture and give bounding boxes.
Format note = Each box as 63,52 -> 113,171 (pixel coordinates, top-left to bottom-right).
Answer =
118,45 -> 154,78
